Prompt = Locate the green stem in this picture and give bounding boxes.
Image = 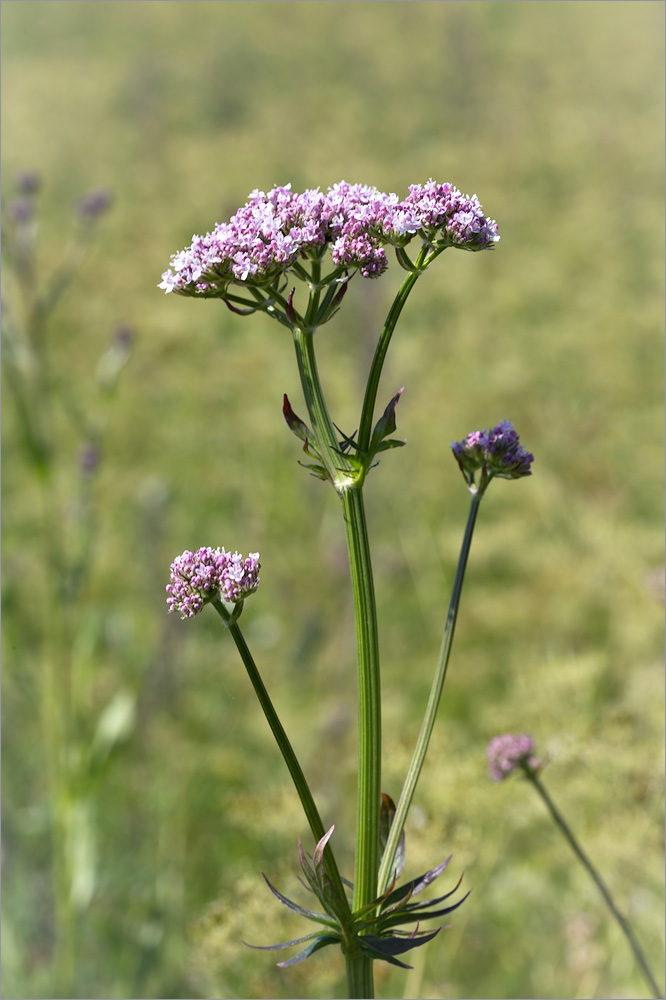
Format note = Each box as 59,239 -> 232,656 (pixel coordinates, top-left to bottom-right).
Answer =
291,307 -> 382,911
290,310 -> 379,997
358,244 -> 441,454
345,941 -> 375,1000
378,491 -> 482,894
340,487 -> 382,915
526,770 -> 663,1000
292,326 -> 352,486
210,600 -> 350,918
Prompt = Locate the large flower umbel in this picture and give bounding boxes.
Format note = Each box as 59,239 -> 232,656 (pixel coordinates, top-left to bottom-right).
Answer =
166,546 -> 260,619
158,180 -> 499,300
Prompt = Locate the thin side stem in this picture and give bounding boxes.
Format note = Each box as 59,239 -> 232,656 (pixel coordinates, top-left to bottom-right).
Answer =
526,770 -> 663,1000
357,270 -> 420,454
358,243 -> 444,454
378,491 -> 482,894
211,600 -> 350,918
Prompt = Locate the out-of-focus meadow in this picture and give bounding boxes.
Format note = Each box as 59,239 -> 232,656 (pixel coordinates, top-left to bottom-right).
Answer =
2,3 -> 664,998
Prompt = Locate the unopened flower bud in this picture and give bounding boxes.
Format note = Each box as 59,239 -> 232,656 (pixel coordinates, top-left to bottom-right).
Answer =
452,420 -> 533,493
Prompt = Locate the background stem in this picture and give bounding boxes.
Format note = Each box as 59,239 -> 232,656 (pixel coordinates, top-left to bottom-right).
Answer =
526,770 -> 663,1000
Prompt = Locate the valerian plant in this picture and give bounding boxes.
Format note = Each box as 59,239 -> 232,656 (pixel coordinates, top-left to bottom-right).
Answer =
160,180 -> 533,999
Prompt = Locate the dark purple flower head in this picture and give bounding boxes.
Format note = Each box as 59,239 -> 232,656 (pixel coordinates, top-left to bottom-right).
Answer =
159,179 -> 499,299
78,442 -> 101,475
112,324 -> 135,350
452,420 -> 533,492
16,171 -> 41,195
76,188 -> 113,221
6,197 -> 34,224
166,546 -> 260,619
487,733 -> 542,781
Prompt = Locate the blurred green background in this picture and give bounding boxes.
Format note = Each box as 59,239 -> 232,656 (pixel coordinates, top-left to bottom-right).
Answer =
2,2 -> 664,998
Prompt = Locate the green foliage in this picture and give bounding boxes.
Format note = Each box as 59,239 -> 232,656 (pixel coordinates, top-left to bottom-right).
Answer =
2,2 -> 663,998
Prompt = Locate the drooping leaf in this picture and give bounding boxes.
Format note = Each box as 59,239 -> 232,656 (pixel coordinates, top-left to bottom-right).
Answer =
359,927 -> 442,968
245,930 -> 322,952
380,857 -> 453,910
276,933 -> 341,968
379,889 -> 471,928
260,872 -> 334,926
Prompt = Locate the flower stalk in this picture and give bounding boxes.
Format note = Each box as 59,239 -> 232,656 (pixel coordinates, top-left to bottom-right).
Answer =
210,599 -> 351,916
526,768 -> 663,1000
378,490 -> 482,894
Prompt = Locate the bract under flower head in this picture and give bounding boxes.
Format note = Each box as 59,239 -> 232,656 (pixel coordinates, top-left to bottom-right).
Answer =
487,733 -> 542,781
452,420 -> 533,492
166,546 -> 260,619
158,180 -> 499,298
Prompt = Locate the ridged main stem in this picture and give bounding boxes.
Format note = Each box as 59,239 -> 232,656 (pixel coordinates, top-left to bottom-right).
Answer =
341,486 -> 382,915
292,320 -> 380,998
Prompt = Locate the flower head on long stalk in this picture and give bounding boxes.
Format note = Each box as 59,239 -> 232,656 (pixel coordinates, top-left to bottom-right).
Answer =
487,732 -> 543,781
166,546 -> 260,619
452,420 -> 534,494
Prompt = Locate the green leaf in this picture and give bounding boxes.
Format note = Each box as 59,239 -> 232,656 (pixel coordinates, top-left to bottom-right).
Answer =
369,387 -> 404,454
276,933 -> 341,968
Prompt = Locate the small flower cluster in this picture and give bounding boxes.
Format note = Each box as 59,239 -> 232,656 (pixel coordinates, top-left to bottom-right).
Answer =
487,733 -> 542,782
452,420 -> 533,492
166,546 -> 260,618
159,180 -> 499,296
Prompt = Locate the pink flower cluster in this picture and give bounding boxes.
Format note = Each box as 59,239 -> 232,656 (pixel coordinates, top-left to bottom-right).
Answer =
452,420 -> 534,483
158,180 -> 499,296
487,733 -> 541,782
166,546 -> 260,619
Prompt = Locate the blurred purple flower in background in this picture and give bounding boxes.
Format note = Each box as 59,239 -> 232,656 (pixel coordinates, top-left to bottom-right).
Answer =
487,733 -> 542,781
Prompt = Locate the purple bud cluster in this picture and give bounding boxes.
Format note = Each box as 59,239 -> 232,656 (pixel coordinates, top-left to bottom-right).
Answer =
487,733 -> 541,782
166,546 -> 260,619
452,420 -> 533,485
159,180 -> 499,296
